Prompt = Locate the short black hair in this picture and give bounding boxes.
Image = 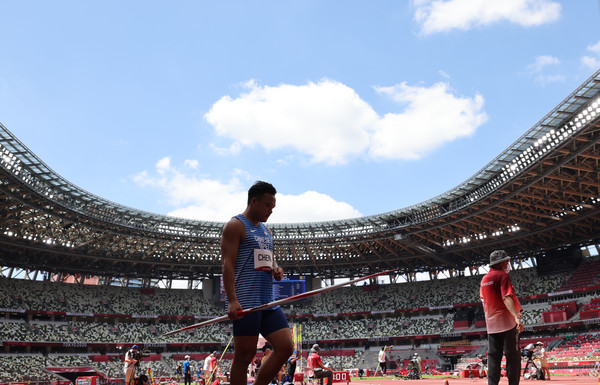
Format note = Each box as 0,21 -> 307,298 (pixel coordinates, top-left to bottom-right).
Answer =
247,181 -> 276,205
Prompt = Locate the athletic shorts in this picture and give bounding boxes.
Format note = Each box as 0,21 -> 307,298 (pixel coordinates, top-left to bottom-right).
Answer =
233,307 -> 289,337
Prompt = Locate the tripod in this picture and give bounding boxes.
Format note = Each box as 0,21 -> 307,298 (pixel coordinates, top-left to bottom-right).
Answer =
523,358 -> 544,380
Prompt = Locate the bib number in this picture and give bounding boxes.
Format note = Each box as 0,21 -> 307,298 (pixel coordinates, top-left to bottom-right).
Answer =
254,249 -> 274,272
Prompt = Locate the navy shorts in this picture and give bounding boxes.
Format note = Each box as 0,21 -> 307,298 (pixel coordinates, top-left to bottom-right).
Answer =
233,307 -> 289,337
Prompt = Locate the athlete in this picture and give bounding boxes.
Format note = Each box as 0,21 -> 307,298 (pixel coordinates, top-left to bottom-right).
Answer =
222,181 -> 294,385
378,345 -> 393,375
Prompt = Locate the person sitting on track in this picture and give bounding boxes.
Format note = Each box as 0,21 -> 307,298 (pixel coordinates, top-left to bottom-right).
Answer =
308,344 -> 333,385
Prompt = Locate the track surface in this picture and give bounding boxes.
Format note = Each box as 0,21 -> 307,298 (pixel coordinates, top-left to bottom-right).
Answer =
350,376 -> 597,385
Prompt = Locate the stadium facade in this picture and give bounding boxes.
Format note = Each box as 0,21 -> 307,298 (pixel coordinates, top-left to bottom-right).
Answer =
0,70 -> 599,286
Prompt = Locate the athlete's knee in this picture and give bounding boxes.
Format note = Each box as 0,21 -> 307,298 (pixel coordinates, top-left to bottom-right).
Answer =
277,339 -> 294,356
271,342 -> 293,363
234,347 -> 257,366
267,329 -> 294,358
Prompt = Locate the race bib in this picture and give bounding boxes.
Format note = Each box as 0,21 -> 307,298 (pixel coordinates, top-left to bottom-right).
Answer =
254,249 -> 274,272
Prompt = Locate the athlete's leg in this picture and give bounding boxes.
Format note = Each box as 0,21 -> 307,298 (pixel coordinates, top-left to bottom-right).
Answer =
230,335 -> 259,385
256,328 -> 293,385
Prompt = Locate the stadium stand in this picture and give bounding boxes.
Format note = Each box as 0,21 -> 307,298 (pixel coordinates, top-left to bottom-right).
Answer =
559,260 -> 600,291
3,261 -> 600,383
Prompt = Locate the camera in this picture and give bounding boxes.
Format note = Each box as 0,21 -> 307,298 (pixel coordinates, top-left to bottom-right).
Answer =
132,349 -> 150,365
521,349 -> 534,359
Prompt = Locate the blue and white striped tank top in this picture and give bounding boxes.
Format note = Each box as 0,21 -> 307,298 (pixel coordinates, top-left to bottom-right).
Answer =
233,214 -> 277,309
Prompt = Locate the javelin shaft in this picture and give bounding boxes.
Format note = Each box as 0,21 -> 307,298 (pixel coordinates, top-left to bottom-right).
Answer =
163,267 -> 397,336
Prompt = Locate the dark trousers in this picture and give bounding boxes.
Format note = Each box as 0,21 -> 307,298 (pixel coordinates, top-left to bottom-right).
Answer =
380,362 -> 387,374
487,327 -> 521,385
314,368 -> 333,385
184,372 -> 192,385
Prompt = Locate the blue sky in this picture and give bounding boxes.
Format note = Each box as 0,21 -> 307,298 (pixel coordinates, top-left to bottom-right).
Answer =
1,0 -> 599,224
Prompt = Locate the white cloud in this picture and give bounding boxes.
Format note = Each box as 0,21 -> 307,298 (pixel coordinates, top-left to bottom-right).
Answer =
528,55 -> 560,72
582,40 -> 600,69
438,70 -> 451,79
412,0 -> 561,35
156,157 -> 171,174
535,74 -> 566,86
132,170 -> 151,186
184,159 -> 199,169
205,80 -> 376,165
138,79 -> 488,223
133,163 -> 248,221
582,56 -> 600,69
205,79 -> 487,163
371,82 -> 487,159
133,161 -> 361,223
526,55 -> 565,85
587,40 -> 600,55
273,191 -> 362,223
210,142 -> 242,156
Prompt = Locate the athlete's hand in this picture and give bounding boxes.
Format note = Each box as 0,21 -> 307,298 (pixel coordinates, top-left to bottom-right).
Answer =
272,266 -> 284,281
227,300 -> 243,321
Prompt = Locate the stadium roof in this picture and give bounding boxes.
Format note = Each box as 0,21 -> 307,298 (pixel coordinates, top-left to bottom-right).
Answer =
1,69 -> 599,281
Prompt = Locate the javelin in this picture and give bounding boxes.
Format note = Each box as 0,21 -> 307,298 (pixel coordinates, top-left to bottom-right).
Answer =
163,267 -> 398,336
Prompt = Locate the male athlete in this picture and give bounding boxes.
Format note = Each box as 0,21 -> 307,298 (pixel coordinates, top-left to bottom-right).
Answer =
378,345 -> 393,374
222,181 -> 294,385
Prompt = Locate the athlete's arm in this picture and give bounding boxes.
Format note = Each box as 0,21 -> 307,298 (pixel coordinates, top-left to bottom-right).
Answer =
221,218 -> 244,320
317,357 -> 332,371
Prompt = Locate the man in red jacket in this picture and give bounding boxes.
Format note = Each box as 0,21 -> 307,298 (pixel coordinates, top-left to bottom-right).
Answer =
308,344 -> 333,385
480,250 -> 524,385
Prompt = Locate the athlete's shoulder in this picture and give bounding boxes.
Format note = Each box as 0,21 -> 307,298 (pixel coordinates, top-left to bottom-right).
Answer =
222,215 -> 246,241
261,223 -> 273,237
224,215 -> 244,228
